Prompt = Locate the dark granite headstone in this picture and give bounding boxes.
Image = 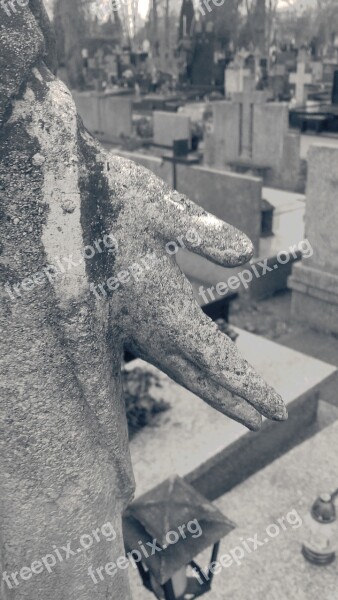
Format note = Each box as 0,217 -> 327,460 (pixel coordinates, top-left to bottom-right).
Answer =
190,22 -> 215,86
261,198 -> 274,237
332,70 -> 338,105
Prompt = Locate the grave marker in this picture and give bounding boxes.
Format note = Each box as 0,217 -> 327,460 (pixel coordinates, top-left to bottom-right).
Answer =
289,62 -> 313,106
272,64 -> 287,77
323,60 -> 338,84
72,91 -> 132,141
332,70 -> 338,105
310,61 -> 324,83
289,146 -> 338,334
203,84 -> 301,190
232,76 -> 269,159
225,66 -> 251,97
269,63 -> 289,99
153,111 -> 191,147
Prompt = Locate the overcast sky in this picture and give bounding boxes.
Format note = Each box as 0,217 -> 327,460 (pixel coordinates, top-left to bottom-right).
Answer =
45,0 -> 311,23
137,0 -> 305,19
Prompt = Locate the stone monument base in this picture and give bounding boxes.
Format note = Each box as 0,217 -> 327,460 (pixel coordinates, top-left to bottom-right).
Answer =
289,263 -> 338,334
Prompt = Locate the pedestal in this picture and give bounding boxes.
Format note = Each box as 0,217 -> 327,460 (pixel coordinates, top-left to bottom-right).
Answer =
289,263 -> 338,334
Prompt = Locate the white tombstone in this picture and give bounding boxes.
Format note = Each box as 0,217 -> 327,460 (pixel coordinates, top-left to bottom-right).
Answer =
310,61 -> 324,83
225,67 -> 251,98
289,62 -> 313,106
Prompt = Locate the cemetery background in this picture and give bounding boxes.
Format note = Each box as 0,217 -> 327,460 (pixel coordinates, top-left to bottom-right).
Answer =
2,0 -> 338,599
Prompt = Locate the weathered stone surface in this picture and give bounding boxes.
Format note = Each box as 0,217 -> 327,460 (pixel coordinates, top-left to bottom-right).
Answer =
110,149 -> 262,254
225,67 -> 251,97
0,4 -> 286,599
153,111 -> 191,147
128,331 -> 336,500
72,91 -> 133,141
289,146 -> 338,333
131,419 -> 338,600
204,95 -> 301,191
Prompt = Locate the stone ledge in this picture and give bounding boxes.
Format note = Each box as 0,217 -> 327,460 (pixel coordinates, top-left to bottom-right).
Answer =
131,419 -> 338,598
291,291 -> 338,335
189,421 -> 338,600
129,386 -> 338,600
289,280 -> 338,305
128,328 -> 336,501
289,262 -> 338,295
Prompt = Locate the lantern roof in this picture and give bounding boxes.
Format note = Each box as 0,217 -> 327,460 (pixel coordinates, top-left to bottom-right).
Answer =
123,475 -> 235,585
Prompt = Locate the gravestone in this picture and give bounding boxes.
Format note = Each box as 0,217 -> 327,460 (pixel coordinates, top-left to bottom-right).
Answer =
289,62 -> 313,106
225,67 -> 251,97
323,60 -> 338,85
271,64 -> 286,77
153,111 -> 191,147
1,4 -> 287,599
332,70 -> 338,105
204,77 -> 301,190
269,63 -> 290,99
190,22 -> 215,86
310,60 -> 324,83
298,47 -> 310,64
72,91 -> 132,141
232,77 -> 270,159
289,146 -> 338,334
276,49 -> 297,72
208,75 -> 270,164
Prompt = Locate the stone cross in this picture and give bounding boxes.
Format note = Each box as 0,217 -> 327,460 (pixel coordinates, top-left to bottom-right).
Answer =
0,3 -> 287,599
233,76 -> 269,159
289,62 -> 313,106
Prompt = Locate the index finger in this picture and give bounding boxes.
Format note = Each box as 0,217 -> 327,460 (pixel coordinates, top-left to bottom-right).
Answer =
160,189 -> 254,268
108,158 -> 254,268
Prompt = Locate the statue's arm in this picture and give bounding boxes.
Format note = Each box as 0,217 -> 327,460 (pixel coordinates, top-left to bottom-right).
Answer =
90,147 -> 288,430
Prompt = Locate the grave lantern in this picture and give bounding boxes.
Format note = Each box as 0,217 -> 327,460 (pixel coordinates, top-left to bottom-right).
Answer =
123,475 -> 235,600
302,489 -> 338,565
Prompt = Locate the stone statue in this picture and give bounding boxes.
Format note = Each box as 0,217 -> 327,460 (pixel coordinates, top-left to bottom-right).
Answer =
0,3 -> 287,599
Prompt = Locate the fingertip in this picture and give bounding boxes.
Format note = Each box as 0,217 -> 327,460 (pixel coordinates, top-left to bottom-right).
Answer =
272,403 -> 288,422
222,234 -> 254,267
245,412 -> 262,431
260,390 -> 288,422
268,388 -> 288,421
231,397 -> 263,431
236,234 -> 254,265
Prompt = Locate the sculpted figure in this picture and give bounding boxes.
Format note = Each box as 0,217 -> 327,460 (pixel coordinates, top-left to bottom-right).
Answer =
0,3 -> 287,598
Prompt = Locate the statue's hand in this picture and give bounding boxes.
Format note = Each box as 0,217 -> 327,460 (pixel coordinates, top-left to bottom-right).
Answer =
107,157 -> 287,432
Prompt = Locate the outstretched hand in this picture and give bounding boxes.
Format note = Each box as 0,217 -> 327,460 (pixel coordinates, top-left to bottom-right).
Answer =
94,148 -> 288,432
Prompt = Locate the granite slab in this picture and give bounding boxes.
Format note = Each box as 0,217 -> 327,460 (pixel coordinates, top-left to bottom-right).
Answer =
128,328 -> 336,500
129,417 -> 338,600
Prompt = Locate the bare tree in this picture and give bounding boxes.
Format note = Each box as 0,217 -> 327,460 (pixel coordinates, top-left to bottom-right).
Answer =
54,0 -> 91,88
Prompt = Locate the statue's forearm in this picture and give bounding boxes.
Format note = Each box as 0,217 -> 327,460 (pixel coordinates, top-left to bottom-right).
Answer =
0,20 -> 135,598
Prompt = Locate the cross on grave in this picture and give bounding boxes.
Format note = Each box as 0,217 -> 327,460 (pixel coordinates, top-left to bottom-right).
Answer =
289,62 -> 313,106
233,76 -> 269,159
